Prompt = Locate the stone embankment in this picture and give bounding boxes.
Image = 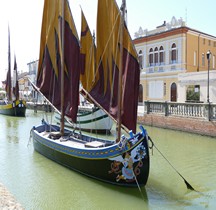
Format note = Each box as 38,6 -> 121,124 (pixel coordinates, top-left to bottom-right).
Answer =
137,113 -> 216,137
0,182 -> 24,210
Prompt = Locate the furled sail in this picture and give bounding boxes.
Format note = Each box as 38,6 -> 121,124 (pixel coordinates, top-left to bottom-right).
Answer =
37,0 -> 80,122
87,0 -> 140,133
13,56 -> 19,100
5,27 -> 12,101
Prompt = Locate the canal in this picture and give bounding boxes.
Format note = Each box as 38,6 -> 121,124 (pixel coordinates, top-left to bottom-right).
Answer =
0,109 -> 216,209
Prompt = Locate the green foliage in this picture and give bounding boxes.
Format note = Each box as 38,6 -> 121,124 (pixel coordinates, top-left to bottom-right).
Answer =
186,89 -> 200,101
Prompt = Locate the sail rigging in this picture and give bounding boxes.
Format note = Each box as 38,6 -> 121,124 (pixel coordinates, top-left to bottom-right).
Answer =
37,0 -> 80,123
36,0 -> 139,134
80,9 -> 96,92
82,0 -> 140,133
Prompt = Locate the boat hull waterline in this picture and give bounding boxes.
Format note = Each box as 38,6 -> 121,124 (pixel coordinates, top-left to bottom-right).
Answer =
31,122 -> 150,187
0,100 -> 26,117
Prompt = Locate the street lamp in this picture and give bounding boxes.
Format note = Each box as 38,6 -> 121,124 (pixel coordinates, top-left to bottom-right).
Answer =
206,50 -> 211,121
206,50 -> 211,103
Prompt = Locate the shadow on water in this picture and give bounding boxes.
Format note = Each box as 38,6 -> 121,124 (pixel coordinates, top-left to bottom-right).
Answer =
88,174 -> 149,200
146,175 -> 212,210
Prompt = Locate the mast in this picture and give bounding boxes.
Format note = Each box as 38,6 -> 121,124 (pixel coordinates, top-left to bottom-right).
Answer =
13,55 -> 19,100
60,0 -> 65,135
117,0 -> 126,142
7,26 -> 12,101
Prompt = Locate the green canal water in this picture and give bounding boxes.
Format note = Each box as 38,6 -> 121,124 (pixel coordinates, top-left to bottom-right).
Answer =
0,109 -> 216,210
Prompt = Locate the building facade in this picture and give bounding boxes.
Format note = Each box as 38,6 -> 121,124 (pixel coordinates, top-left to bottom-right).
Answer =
134,16 -> 216,103
26,60 -> 40,102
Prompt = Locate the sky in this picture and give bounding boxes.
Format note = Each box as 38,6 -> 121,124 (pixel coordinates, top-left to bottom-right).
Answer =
0,0 -> 216,83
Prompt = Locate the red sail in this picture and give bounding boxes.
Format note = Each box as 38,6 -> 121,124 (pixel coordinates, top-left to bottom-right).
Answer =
88,0 -> 140,133
36,0 -> 80,122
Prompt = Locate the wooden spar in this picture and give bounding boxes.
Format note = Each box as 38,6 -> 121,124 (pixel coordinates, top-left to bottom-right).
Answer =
28,78 -> 60,113
28,78 -> 76,129
60,0 -> 65,135
80,88 -> 130,134
116,0 -> 126,142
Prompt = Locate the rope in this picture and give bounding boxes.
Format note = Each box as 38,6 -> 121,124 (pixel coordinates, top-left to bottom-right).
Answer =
132,170 -> 146,200
148,136 -> 197,191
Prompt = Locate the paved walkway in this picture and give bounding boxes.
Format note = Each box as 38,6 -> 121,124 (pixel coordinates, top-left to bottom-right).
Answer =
0,182 -> 24,210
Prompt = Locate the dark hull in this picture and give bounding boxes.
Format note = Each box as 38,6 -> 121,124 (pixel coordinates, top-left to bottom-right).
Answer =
0,100 -> 26,117
31,123 -> 150,187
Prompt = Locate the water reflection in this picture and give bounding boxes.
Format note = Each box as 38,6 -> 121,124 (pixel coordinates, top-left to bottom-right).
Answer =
3,116 -> 22,143
6,135 -> 19,143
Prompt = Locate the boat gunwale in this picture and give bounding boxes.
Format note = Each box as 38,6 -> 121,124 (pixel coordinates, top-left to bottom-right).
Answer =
31,124 -> 147,159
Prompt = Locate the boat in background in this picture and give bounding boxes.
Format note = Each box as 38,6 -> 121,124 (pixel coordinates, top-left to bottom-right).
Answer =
54,102 -> 113,134
0,28 -> 26,117
31,0 -> 150,187
0,99 -> 26,117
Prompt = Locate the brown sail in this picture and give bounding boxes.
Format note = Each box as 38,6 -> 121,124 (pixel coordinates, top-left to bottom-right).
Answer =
36,0 -> 80,122
83,0 -> 140,133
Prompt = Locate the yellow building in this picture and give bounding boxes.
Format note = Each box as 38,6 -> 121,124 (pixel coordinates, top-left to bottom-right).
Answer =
134,16 -> 216,103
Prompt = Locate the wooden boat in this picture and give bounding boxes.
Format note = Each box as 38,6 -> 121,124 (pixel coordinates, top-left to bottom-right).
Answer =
54,104 -> 113,134
0,29 -> 26,117
0,99 -> 26,117
31,0 -> 150,187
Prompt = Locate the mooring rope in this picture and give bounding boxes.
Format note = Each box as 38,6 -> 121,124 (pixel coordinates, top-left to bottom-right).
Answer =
132,170 -> 146,200
148,136 -> 197,191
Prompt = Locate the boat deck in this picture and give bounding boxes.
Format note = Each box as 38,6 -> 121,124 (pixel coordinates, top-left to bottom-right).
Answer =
40,131 -> 107,149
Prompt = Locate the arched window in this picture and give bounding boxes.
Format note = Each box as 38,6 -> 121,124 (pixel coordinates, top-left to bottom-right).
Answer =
149,48 -> 153,66
138,50 -> 143,69
170,82 -> 177,102
171,43 -> 177,63
159,46 -> 164,64
154,47 -> 158,65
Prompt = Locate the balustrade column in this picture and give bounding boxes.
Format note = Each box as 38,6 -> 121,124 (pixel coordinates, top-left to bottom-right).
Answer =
146,101 -> 150,114
164,101 -> 169,116
207,103 -> 212,121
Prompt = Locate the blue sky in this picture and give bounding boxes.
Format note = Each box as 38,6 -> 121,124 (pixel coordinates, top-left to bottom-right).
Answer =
0,0 -> 215,83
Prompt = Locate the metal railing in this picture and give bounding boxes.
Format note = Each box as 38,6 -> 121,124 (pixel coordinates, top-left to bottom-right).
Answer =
142,101 -> 216,121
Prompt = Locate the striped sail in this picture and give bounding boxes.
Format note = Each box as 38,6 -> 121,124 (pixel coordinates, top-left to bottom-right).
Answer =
80,10 -> 96,92
37,0 -> 80,122
85,0 -> 140,133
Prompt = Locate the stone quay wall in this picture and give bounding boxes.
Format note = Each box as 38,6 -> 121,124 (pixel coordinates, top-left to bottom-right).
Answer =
137,114 -> 216,137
